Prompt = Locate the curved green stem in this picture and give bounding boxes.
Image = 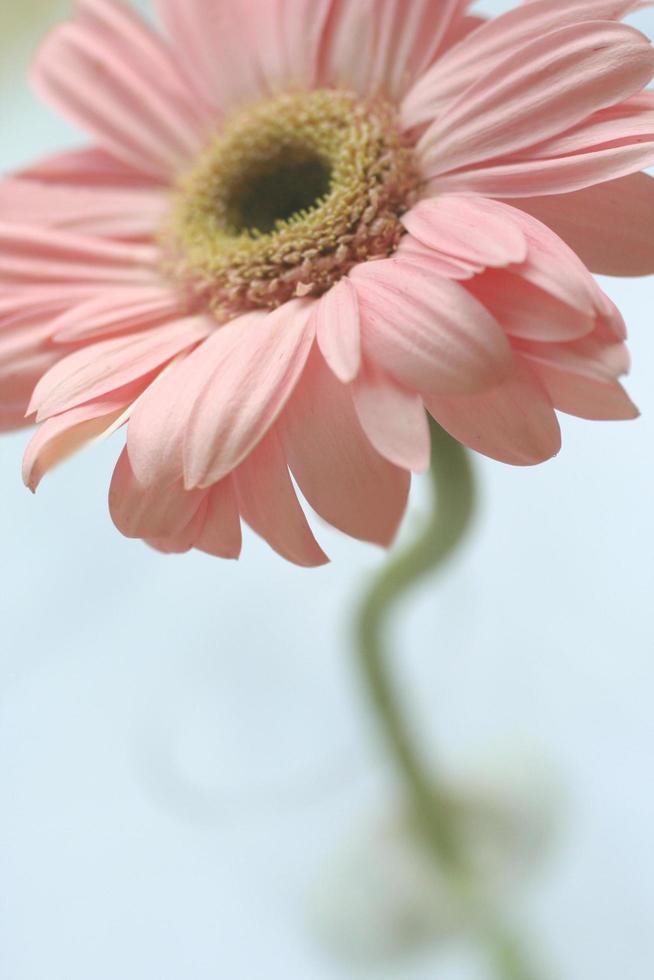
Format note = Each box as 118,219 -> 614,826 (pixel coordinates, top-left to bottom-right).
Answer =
486,925 -> 544,980
355,419 -> 545,980
355,417 -> 476,869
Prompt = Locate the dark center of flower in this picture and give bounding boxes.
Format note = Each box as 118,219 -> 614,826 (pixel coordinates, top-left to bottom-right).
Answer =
164,90 -> 418,319
227,152 -> 332,235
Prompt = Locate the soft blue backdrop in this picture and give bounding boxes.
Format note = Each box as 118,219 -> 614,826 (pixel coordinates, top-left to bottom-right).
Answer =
1,3 -> 652,978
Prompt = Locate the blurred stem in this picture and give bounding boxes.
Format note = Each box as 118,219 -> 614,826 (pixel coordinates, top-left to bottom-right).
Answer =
486,925 -> 544,980
355,417 -> 476,870
355,419 -> 543,980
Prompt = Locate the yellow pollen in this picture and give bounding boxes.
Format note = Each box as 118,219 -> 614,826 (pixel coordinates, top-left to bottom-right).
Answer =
162,90 -> 418,318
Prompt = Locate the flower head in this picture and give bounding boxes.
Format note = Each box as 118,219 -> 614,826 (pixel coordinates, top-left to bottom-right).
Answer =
2,0 -> 653,563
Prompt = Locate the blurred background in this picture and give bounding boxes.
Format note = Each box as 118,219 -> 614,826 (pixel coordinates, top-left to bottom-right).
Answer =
1,2 -> 653,978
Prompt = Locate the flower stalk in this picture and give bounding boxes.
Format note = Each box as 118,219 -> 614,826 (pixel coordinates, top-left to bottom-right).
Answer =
355,417 -> 476,869
355,417 -> 543,980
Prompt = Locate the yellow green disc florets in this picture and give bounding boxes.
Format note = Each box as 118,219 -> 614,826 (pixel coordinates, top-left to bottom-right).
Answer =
164,90 -> 418,318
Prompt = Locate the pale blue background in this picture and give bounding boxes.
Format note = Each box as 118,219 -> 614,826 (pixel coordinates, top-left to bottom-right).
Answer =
0,3 -> 653,978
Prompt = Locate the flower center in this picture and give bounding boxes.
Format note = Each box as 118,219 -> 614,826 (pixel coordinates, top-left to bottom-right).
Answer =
164,90 -> 417,318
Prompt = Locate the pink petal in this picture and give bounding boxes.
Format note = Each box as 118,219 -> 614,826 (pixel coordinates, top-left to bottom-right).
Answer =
431,139 -> 654,198
29,315 -> 211,420
506,90 -> 654,161
182,300 -> 316,490
194,480 -> 242,560
155,0 -> 332,109
75,0 -> 211,119
0,349 -> 60,433
153,0 -> 264,109
437,15 -> 487,56
141,479 -> 244,559
248,0 -> 335,95
125,356 -> 200,490
314,278 -> 361,383
594,293 -> 626,342
510,172 -> 654,276
402,0 -> 646,129
0,178 -> 167,240
438,90 -> 654,197
22,379 -> 146,490
50,287 -> 187,343
0,284 -> 97,324
0,310 -> 67,358
524,360 -> 639,420
281,348 -> 410,548
0,405 -> 38,433
514,331 -> 631,383
0,293 -> 82,429
0,306 -> 86,428
352,364 -> 431,473
24,411 -> 124,491
351,258 -> 513,394
424,360 -> 561,466
396,235 -> 481,280
499,207 -> 614,320
0,224 -> 157,285
233,428 -> 328,568
418,22 -> 654,179
145,503 -> 209,556
32,8 -> 207,181
462,206 -> 626,344
127,302 -> 315,491
0,289 -> 99,389
17,146 -> 160,188
466,271 -> 595,342
319,0 -> 471,98
109,446 -> 206,539
402,195 -> 528,268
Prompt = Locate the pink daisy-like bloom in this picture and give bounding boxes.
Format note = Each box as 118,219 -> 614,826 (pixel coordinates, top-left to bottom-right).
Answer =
2,0 -> 654,565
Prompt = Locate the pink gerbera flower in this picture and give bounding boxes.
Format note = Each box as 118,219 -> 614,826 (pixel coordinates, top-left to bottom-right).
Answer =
2,0 -> 654,564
